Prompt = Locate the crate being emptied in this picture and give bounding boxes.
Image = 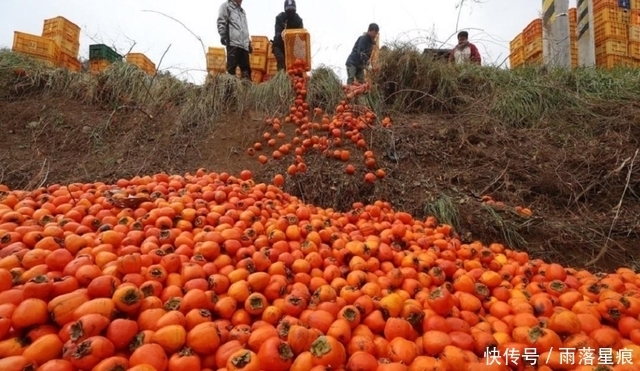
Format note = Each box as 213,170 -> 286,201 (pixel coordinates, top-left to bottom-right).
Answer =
283,29 -> 311,71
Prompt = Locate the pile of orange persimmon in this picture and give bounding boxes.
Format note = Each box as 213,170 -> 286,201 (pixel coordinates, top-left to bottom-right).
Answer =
0,172 -> 639,371
248,59 -> 388,183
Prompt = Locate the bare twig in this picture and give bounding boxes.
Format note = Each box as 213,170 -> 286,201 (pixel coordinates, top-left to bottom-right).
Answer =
571,154 -> 630,205
144,44 -> 172,105
587,148 -> 639,266
141,10 -> 207,59
480,162 -> 509,196
125,42 -> 137,57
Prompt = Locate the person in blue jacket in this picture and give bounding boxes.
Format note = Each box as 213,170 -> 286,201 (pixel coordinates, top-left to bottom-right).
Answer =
345,23 -> 379,85
272,0 -> 304,71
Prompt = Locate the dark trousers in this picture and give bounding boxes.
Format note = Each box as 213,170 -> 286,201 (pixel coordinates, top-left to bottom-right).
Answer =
272,44 -> 286,71
346,64 -> 365,85
226,46 -> 251,79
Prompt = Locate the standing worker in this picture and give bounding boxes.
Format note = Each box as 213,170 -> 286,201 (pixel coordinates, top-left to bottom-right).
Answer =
272,0 -> 304,71
345,23 -> 379,85
217,0 -> 253,79
449,31 -> 481,65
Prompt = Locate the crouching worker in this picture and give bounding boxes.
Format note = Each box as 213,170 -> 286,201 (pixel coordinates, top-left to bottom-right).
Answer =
272,0 -> 304,71
346,23 -> 379,85
449,31 -> 481,65
217,0 -> 252,80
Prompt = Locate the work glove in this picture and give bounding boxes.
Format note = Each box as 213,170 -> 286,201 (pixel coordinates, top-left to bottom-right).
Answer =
366,65 -> 373,72
249,43 -> 253,53
220,36 -> 228,46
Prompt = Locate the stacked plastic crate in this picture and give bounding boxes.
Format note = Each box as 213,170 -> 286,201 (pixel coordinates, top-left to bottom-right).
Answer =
569,7 -> 579,67
509,33 -> 525,68
126,53 -> 156,75
247,36 -> 269,83
264,42 -> 278,82
630,0 -> 640,62
523,19 -> 543,65
593,0 -> 633,68
42,17 -> 81,72
206,47 -> 226,79
12,31 -> 60,66
88,44 -> 122,74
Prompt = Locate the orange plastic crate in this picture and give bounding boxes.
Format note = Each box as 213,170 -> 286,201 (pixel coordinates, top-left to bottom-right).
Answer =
524,38 -> 543,59
594,0 -> 621,7
633,0 -> 640,9
630,25 -> 640,41
283,29 -> 312,70
206,47 -> 226,72
510,33 -> 524,51
593,22 -> 629,42
12,31 -> 60,66
250,53 -> 267,72
42,34 -> 79,58
42,16 -> 81,43
525,52 -> 543,65
569,7 -> 577,23
251,36 -> 270,54
632,10 -> 640,25
595,39 -> 629,56
89,59 -> 111,74
630,41 -> 640,58
593,5 -> 629,25
595,54 -> 634,68
59,53 -> 81,72
126,53 -> 156,75
509,48 -> 525,68
523,19 -> 542,44
266,56 -> 278,76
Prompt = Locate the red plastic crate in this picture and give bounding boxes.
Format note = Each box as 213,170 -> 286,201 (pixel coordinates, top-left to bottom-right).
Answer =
523,19 -> 542,44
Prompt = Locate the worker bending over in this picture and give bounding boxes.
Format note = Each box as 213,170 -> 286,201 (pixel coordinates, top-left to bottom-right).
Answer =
345,23 -> 380,85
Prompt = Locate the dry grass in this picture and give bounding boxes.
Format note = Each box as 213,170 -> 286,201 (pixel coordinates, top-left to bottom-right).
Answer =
373,42 -> 640,130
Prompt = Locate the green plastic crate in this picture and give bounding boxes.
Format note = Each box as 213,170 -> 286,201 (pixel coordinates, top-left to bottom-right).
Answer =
89,44 -> 122,62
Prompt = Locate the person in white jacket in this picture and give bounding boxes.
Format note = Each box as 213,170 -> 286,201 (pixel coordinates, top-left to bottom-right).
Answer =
217,0 -> 253,79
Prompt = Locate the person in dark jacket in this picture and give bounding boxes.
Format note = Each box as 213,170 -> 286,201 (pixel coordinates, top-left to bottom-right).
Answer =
272,0 -> 304,71
346,23 -> 379,85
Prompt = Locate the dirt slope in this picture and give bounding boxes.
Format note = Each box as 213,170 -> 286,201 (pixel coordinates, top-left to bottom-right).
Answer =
2,94 -> 640,272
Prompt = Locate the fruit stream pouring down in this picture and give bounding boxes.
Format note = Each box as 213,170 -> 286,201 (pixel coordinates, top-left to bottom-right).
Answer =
1,60 -> 640,371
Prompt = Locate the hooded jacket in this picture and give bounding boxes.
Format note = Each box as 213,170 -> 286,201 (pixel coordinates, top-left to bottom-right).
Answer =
217,0 -> 251,51
273,1 -> 303,48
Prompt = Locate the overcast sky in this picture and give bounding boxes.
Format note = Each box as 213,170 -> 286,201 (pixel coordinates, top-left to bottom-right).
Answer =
1,0 -> 578,83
